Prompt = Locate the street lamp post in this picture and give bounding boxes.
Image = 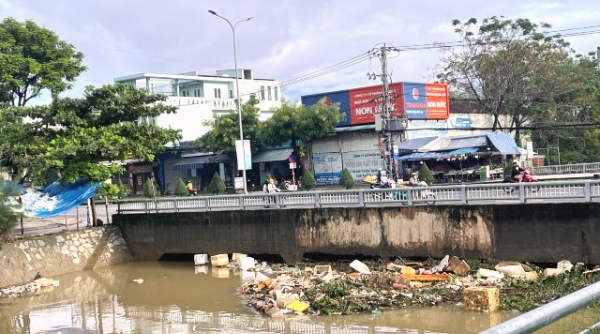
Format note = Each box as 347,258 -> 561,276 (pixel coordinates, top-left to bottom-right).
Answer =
208,10 -> 253,194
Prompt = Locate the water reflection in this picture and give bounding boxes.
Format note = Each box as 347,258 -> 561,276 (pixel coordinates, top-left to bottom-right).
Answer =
0,261 -> 598,334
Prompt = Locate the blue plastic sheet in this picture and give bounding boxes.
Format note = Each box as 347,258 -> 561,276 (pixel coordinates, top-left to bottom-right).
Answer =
18,179 -> 100,218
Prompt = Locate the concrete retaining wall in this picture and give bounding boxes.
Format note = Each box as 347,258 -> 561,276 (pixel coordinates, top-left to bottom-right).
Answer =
113,203 -> 600,264
0,226 -> 132,287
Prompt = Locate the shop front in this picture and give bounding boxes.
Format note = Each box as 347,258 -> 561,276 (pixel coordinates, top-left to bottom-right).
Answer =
127,164 -> 154,196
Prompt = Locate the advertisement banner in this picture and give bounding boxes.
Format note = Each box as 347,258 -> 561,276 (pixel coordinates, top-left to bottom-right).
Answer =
401,82 -> 428,119
406,120 -> 449,139
348,83 -> 403,125
341,150 -> 385,181
424,83 -> 450,119
313,153 -> 343,185
235,140 -> 252,170
300,90 -> 351,126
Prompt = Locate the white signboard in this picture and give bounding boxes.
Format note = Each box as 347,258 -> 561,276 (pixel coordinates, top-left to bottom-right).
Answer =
407,120 -> 448,139
235,140 -> 252,170
341,150 -> 385,182
313,153 -> 343,185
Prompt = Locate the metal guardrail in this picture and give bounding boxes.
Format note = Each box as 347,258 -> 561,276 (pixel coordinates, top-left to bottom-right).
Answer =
531,162 -> 600,176
481,281 -> 600,334
117,180 -> 600,213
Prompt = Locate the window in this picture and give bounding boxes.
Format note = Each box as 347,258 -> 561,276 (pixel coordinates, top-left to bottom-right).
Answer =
260,86 -> 265,100
274,87 -> 279,101
214,88 -> 222,98
193,89 -> 198,97
267,86 -> 272,101
181,90 -> 189,97
229,89 -> 233,99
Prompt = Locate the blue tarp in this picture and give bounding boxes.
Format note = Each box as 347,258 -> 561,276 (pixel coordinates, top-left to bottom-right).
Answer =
19,179 -> 100,218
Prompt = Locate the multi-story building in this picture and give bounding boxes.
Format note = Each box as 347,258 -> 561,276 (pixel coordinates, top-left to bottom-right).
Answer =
112,69 -> 282,195
114,69 -> 281,142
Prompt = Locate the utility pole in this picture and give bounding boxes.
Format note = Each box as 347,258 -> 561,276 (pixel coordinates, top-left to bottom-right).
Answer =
369,44 -> 406,180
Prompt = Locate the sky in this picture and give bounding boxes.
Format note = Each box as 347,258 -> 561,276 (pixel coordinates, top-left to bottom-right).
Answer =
1,0 -> 600,104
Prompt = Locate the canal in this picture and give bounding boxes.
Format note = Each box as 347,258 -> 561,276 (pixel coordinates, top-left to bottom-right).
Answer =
1,261 -> 598,333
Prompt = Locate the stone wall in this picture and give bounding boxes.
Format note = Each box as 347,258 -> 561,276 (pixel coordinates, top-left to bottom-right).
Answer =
113,203 -> 600,265
0,226 -> 132,288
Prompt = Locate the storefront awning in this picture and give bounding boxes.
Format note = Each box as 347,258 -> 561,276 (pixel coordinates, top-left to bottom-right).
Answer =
397,147 -> 480,162
252,148 -> 292,163
487,132 -> 522,155
173,155 -> 229,171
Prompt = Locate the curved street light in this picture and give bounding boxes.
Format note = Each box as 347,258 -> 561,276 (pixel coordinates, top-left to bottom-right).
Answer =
208,10 -> 254,194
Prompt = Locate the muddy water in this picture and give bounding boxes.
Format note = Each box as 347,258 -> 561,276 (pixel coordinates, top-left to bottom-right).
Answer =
0,261 -> 598,334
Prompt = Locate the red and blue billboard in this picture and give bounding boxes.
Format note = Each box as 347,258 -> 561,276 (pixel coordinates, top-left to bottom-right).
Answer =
400,82 -> 449,120
300,90 -> 351,126
301,82 -> 449,126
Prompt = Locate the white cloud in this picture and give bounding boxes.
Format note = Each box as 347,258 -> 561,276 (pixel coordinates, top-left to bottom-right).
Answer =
1,0 -> 599,103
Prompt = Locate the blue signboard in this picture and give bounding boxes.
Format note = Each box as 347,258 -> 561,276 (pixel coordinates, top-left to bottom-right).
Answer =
301,90 -> 351,126
402,82 -> 427,120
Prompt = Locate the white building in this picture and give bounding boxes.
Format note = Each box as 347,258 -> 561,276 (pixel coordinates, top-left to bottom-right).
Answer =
114,69 -> 282,142
113,69 -> 282,195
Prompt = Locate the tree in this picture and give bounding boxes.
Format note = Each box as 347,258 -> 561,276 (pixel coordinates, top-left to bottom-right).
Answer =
302,169 -> 317,190
0,17 -> 86,106
207,172 -> 225,194
175,178 -> 188,196
143,178 -> 156,198
339,168 -> 355,189
436,16 -> 583,140
196,94 -> 262,155
1,83 -> 182,225
531,56 -> 600,164
418,163 -> 434,185
259,99 -> 341,151
0,182 -> 21,242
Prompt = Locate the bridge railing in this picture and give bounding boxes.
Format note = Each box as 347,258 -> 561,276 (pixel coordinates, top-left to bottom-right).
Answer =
117,180 -> 600,213
530,162 -> 600,175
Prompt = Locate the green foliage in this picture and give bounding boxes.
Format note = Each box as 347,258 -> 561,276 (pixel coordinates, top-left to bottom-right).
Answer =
0,182 -> 22,241
117,179 -> 129,199
0,83 -> 182,185
207,172 -> 225,194
418,163 -> 434,184
175,178 -> 188,196
259,99 -> 341,149
143,178 -> 156,198
500,266 -> 600,312
339,168 -> 355,189
0,17 -> 86,106
302,169 -> 317,190
438,16 -> 582,139
196,95 -> 262,156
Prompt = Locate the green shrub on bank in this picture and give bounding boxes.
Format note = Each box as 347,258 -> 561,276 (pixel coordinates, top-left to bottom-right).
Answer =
143,178 -> 156,198
339,168 -> 355,189
207,172 -> 225,194
302,169 -> 317,190
175,178 -> 188,196
0,182 -> 22,242
419,163 -> 434,184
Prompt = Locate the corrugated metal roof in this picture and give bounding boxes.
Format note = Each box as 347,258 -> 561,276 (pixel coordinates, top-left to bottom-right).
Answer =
173,155 -> 223,170
444,135 -> 488,150
252,148 -> 292,163
397,136 -> 438,150
396,151 -> 448,161
487,132 -> 521,155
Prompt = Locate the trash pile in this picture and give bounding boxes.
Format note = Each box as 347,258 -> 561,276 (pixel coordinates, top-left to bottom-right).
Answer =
0,277 -> 59,299
192,252 -> 600,317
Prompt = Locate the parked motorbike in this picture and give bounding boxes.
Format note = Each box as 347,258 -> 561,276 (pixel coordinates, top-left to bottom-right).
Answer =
247,179 -> 259,192
502,169 -> 540,193
280,178 -> 302,190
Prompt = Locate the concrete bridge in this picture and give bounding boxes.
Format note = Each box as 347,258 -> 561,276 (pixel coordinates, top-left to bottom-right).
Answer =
113,202 -> 600,264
